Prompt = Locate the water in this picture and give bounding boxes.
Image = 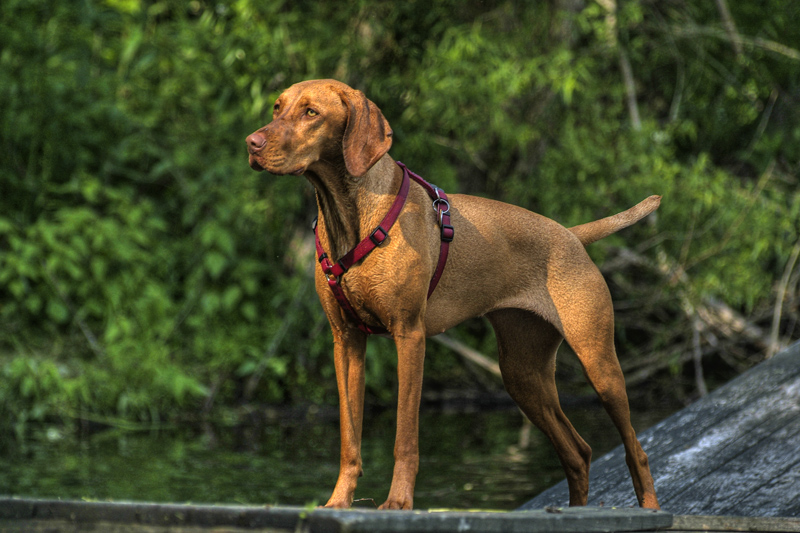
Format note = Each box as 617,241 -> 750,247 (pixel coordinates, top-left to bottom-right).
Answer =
1,403 -> 667,510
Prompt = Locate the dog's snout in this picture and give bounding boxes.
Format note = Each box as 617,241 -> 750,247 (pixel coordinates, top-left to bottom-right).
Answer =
246,132 -> 267,154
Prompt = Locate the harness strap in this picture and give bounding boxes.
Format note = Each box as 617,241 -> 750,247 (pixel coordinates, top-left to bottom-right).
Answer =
398,162 -> 454,299
315,168 -> 410,279
313,161 -> 453,336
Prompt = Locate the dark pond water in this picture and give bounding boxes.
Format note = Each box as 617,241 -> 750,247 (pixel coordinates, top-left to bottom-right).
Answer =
1,403 -> 669,510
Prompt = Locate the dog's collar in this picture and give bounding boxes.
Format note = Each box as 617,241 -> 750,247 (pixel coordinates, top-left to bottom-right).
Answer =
313,161 -> 454,336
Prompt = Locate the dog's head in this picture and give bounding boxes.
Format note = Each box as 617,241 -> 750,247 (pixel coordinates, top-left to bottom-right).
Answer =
246,79 -> 393,178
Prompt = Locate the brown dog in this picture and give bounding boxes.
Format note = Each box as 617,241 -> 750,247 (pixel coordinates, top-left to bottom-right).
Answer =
246,79 -> 661,510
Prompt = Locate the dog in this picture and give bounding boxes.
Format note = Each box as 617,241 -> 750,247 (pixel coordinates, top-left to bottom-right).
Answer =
246,79 -> 660,510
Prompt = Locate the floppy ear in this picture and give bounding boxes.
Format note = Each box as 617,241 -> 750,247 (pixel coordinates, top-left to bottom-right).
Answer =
340,88 -> 393,177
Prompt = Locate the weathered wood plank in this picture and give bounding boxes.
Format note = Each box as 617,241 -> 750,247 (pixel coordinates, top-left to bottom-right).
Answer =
716,463 -> 800,518
667,414 -> 800,516
581,342 -> 800,506
0,519 -> 269,533
0,499 -> 302,531
669,514 -> 800,532
316,506 -> 672,533
0,498 -> 673,533
521,341 -> 800,516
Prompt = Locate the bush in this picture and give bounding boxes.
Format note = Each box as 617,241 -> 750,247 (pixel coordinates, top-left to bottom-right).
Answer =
1,0 -> 799,431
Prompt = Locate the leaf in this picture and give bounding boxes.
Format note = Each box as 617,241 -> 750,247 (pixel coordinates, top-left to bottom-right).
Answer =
201,292 -> 221,313
241,301 -> 258,322
203,252 -> 227,280
90,257 -> 108,282
46,299 -> 70,324
222,285 -> 242,310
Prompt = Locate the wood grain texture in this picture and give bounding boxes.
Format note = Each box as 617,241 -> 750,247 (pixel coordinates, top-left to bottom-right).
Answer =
521,341 -> 800,517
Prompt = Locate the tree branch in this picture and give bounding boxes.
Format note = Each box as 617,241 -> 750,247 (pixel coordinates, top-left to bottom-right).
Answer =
595,0 -> 641,130
619,48 -> 642,131
714,0 -> 743,58
673,24 -> 800,61
768,238 -> 800,358
431,334 -> 501,378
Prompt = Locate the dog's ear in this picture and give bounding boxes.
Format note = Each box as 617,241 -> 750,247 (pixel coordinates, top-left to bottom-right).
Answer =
340,88 -> 393,177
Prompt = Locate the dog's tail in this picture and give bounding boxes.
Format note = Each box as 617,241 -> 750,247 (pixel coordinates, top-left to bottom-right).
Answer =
569,195 -> 661,246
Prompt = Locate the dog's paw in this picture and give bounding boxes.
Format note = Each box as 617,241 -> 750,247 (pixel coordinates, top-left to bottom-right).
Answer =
323,501 -> 349,509
323,495 -> 353,509
378,497 -> 413,510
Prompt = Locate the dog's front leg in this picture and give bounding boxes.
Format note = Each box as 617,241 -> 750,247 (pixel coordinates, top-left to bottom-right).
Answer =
379,326 -> 426,510
325,330 -> 368,509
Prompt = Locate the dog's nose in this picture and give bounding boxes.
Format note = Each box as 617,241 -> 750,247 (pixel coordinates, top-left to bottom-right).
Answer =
246,132 -> 266,154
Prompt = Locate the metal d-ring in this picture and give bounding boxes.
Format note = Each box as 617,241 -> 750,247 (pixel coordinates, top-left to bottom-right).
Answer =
432,196 -> 450,215
434,203 -> 450,228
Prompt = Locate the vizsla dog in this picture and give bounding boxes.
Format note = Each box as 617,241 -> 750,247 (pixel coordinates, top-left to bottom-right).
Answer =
246,79 -> 661,510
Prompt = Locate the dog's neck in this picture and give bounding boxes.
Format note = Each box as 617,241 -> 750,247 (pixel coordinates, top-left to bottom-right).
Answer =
306,154 -> 402,262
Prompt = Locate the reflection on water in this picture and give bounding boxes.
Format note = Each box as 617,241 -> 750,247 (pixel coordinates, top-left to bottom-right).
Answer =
1,404 -> 668,510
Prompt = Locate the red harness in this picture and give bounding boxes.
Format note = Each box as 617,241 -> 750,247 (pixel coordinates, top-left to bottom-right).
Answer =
313,161 -> 454,336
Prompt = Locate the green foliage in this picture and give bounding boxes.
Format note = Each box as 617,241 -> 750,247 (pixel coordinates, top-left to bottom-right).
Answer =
1,0 -> 799,431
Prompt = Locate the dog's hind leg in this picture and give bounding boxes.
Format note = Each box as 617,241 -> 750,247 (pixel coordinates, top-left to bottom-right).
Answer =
552,271 -> 660,509
487,308 -> 593,506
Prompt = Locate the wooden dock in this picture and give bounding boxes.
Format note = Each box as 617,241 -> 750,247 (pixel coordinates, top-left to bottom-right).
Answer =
3,498 -> 800,532
0,499 -> 674,532
521,340 -> 800,518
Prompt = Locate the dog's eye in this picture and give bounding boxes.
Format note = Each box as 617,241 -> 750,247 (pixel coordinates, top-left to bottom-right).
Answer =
273,103 -> 280,113
306,108 -> 319,117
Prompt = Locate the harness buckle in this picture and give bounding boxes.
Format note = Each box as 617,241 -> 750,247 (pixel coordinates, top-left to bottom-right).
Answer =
441,223 -> 455,243
318,253 -> 345,280
370,225 -> 388,246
